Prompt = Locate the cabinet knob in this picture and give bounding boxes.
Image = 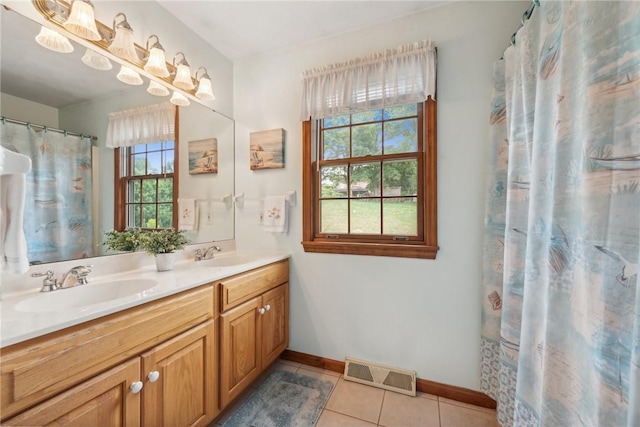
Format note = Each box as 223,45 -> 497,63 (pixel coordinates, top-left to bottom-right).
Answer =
265,304 -> 271,311
130,381 -> 144,394
147,371 -> 160,382
258,307 -> 266,315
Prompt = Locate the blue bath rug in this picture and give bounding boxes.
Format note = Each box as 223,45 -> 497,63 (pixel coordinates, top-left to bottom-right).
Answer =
222,369 -> 335,427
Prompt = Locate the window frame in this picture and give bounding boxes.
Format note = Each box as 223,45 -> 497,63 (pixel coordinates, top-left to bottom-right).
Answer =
114,107 -> 179,231
302,98 -> 438,259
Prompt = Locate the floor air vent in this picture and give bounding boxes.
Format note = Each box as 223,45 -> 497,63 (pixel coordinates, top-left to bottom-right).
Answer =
343,357 -> 416,396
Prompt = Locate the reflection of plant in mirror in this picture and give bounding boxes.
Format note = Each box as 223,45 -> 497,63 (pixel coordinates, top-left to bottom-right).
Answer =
103,228 -> 142,252
139,229 -> 189,255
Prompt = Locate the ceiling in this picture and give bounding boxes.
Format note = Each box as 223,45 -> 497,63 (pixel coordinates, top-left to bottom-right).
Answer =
157,1 -> 447,61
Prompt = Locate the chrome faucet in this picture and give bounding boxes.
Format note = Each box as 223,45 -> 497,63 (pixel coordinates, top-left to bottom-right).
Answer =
60,265 -> 93,288
32,265 -> 93,292
193,243 -> 222,261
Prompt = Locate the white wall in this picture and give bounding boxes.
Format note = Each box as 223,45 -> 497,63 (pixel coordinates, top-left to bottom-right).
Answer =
233,1 -> 523,390
0,92 -> 59,128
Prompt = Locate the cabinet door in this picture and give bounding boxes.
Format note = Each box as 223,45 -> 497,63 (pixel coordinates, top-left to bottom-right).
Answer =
5,358 -> 141,426
261,283 -> 289,368
219,297 -> 262,409
141,320 -> 216,427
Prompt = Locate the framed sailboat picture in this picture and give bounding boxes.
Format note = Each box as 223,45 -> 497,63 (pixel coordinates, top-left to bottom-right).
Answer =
188,138 -> 218,174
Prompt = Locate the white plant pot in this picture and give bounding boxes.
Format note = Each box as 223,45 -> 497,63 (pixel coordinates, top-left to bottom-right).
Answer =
155,252 -> 175,272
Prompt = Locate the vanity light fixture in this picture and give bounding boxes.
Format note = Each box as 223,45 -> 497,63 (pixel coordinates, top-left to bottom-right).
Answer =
144,35 -> 170,78
81,48 -> 113,70
170,91 -> 190,106
35,26 -> 74,53
63,0 -> 101,41
195,67 -> 215,101
172,52 -> 195,91
147,80 -> 170,97
108,13 -> 138,62
117,65 -> 143,85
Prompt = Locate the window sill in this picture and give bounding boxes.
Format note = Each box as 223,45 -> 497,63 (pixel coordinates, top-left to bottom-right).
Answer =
301,240 -> 438,259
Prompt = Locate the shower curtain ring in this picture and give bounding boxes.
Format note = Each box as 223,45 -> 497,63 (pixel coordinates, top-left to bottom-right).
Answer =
510,33 -> 517,46
80,134 -> 84,140
64,130 -> 68,136
26,122 -> 31,129
533,0 -> 540,6
1,117 -> 5,125
44,126 -> 48,133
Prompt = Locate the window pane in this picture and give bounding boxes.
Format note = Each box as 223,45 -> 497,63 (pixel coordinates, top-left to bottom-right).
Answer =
158,204 -> 173,228
351,199 -> 381,234
163,140 -> 175,150
129,180 -> 141,203
323,115 -> 350,128
320,166 -> 348,198
352,109 -> 382,124
383,159 -> 417,196
322,127 -> 350,160
142,179 -> 157,203
133,154 -> 146,176
147,142 -> 163,152
132,145 -> 146,154
146,151 -> 161,174
350,162 -> 380,197
127,204 -> 141,228
143,204 -> 157,228
158,178 -> 173,202
384,118 -> 417,154
320,200 -> 348,233
164,150 -> 175,173
384,104 -> 417,119
383,198 -> 417,235
352,123 -> 382,157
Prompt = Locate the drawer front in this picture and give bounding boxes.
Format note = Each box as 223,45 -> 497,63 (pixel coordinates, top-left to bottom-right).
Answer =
1,285 -> 214,421
219,260 -> 289,312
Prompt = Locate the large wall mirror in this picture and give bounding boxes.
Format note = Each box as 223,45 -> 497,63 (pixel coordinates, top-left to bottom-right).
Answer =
0,6 -> 235,265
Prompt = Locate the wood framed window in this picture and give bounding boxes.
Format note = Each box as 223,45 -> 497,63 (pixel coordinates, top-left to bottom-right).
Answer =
114,108 -> 179,231
302,98 -> 438,259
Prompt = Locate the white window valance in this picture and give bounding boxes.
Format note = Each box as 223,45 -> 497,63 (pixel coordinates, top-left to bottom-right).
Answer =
106,102 -> 175,148
300,40 -> 436,120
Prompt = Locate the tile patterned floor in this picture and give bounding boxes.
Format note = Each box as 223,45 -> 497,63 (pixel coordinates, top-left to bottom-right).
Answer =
215,360 -> 500,427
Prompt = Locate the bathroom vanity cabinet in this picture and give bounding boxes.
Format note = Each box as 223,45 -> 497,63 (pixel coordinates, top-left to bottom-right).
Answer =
219,260 -> 289,409
0,257 -> 289,426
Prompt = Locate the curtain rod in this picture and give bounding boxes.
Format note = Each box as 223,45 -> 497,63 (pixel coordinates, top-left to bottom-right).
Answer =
501,0 -> 539,59
1,116 -> 98,141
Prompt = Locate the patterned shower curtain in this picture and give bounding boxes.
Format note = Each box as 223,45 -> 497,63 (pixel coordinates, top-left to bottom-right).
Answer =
1,123 -> 93,264
481,1 -> 640,426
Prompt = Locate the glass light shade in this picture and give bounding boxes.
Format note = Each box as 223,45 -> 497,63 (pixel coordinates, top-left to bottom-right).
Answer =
109,27 -> 138,62
117,65 -> 143,85
170,91 -> 190,106
173,63 -> 194,90
81,48 -> 112,70
195,76 -> 215,101
147,81 -> 170,97
144,47 -> 170,78
63,0 -> 101,41
35,26 -> 74,53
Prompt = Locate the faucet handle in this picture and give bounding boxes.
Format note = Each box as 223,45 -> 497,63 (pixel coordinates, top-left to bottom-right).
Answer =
70,265 -> 93,285
192,248 -> 204,261
31,270 -> 59,292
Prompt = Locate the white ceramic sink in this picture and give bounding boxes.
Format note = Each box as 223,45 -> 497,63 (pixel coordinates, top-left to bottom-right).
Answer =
15,279 -> 159,313
198,254 -> 260,268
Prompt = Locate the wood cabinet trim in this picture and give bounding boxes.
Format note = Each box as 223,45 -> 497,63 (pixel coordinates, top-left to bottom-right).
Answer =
219,260 -> 289,312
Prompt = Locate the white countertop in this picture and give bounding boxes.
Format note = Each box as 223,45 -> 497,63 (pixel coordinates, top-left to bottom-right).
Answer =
0,251 -> 289,348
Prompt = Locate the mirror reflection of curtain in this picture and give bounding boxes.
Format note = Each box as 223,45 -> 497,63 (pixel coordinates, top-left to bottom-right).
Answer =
481,1 -> 640,425
0,122 -> 94,264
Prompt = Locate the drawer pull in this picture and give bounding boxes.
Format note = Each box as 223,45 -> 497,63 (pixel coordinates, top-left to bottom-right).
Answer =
265,304 -> 271,311
258,307 -> 266,315
130,381 -> 144,394
147,371 -> 160,382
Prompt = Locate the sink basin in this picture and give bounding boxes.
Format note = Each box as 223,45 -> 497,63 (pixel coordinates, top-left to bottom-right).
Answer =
15,279 -> 158,313
198,254 -> 260,267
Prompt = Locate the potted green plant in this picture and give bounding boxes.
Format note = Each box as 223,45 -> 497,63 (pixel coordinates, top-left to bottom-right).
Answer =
138,229 -> 189,271
103,228 -> 142,253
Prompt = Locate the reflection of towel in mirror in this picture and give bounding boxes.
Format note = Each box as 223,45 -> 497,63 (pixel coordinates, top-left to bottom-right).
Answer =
0,147 -> 32,274
178,198 -> 198,231
263,196 -> 287,233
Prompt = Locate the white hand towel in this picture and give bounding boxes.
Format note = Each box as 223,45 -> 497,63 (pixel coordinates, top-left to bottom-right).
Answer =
263,196 -> 287,233
178,198 -> 198,231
